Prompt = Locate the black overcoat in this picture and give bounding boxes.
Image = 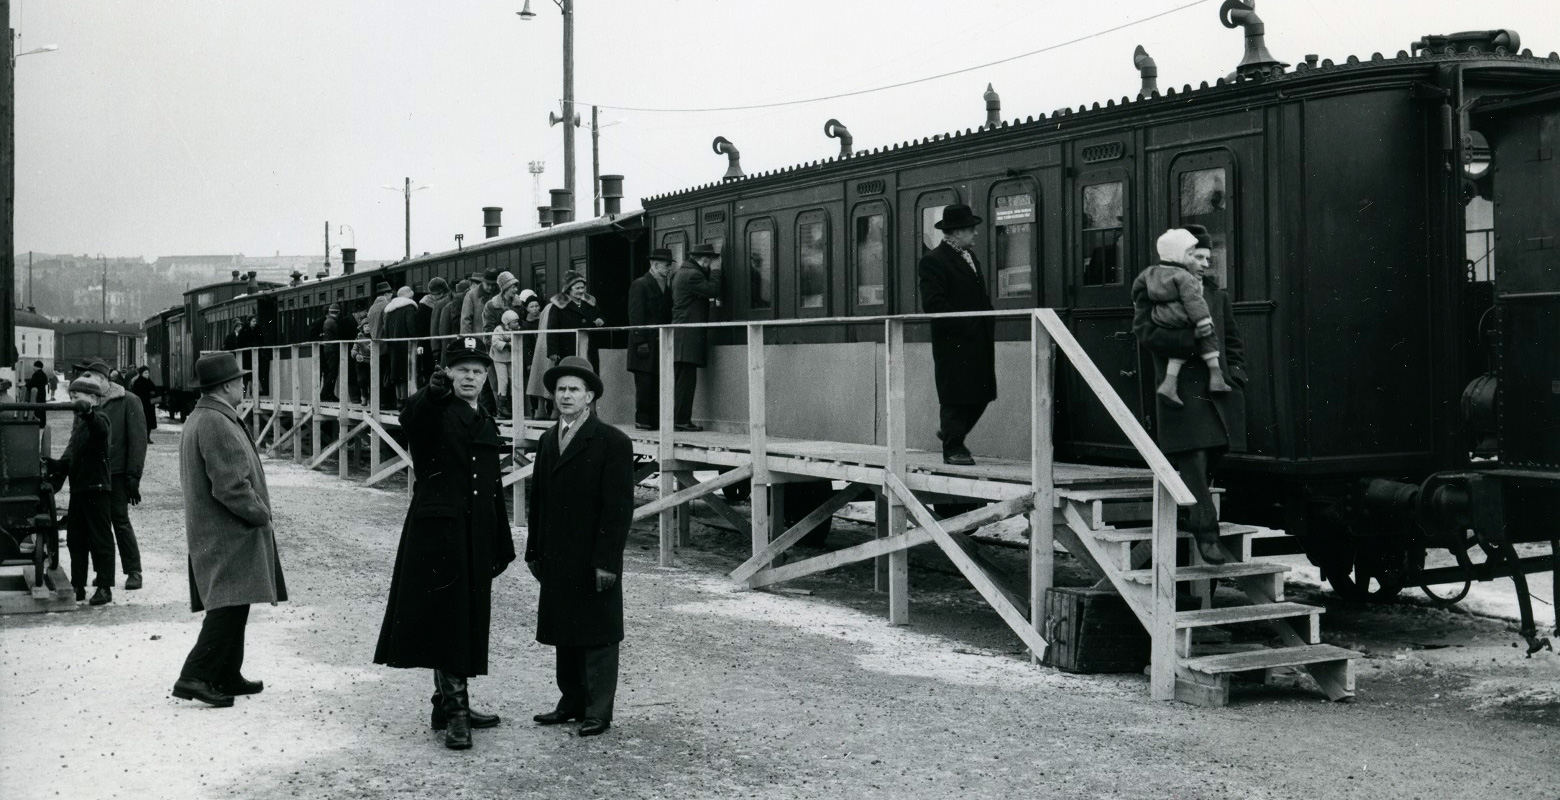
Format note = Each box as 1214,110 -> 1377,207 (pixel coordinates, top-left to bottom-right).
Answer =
1132,273 -> 1248,455
374,385 -> 516,676
525,413 -> 635,647
918,242 -> 997,405
625,273 -> 671,374
671,265 -> 721,366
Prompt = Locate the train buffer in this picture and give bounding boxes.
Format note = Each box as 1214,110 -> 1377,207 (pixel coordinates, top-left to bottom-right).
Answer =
244,308 -> 1359,706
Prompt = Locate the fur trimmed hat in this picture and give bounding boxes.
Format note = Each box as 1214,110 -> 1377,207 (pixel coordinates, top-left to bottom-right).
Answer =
1155,228 -> 1199,264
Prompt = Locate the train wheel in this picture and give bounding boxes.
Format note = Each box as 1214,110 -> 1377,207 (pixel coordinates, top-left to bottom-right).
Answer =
1325,541 -> 1409,602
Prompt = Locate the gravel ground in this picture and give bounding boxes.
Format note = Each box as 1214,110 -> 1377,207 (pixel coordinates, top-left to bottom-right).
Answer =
2,419 -> 1558,799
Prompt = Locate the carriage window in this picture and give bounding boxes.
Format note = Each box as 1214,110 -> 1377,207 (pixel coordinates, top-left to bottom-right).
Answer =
1082,181 -> 1125,286
531,262 -> 546,295
797,212 -> 828,310
196,292 -> 214,306
993,191 -> 1036,298
746,220 -> 775,310
571,256 -> 588,283
920,204 -> 949,255
662,231 -> 687,265
1179,167 -> 1230,288
854,210 -> 887,307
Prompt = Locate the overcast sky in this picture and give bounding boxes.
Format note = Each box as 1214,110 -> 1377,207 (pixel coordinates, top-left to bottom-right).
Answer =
12,0 -> 1557,262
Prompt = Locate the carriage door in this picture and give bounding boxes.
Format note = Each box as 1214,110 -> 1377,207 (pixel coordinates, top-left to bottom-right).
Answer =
1066,160 -> 1139,456
1473,93 -> 1560,468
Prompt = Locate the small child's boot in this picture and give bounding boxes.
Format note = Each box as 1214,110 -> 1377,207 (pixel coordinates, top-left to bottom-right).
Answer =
1156,372 -> 1184,408
1207,363 -> 1233,394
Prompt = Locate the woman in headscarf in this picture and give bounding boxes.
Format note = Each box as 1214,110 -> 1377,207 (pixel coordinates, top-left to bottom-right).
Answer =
525,272 -> 604,411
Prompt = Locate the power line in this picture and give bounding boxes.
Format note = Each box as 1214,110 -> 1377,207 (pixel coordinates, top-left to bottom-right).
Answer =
579,0 -> 1213,114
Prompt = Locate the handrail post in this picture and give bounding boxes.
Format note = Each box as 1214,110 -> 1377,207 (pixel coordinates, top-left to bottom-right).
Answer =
575,329 -> 589,363
884,318 -> 909,625
1151,479 -> 1177,701
511,330 -> 527,529
248,347 -> 260,440
747,323 -> 770,567
291,345 -> 302,463
370,340 -> 382,476
405,340 -> 416,498
657,325 -> 676,566
1030,312 -> 1056,663
310,342 -> 322,466
337,341 -> 350,480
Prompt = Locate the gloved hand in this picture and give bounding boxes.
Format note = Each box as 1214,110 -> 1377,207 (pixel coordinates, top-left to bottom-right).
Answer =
128,479 -> 142,506
635,343 -> 650,358
427,369 -> 452,397
1194,318 -> 1215,338
594,568 -> 617,592
71,399 -> 92,415
526,560 -> 541,581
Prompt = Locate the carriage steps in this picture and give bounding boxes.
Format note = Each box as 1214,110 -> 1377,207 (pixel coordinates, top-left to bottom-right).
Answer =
1056,483 -> 1359,707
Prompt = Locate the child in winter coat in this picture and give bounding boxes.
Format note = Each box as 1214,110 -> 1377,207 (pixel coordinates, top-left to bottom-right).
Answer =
489,309 -> 523,415
1134,227 -> 1232,407
47,379 -> 115,605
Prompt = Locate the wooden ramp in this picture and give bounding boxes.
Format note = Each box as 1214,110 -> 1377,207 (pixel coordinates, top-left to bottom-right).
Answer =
243,308 -> 1358,706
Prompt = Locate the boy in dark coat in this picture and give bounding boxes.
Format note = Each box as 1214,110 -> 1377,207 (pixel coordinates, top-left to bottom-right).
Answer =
918,203 -> 996,465
48,379 -> 115,605
625,249 -> 675,429
526,356 -> 634,737
375,338 -> 515,751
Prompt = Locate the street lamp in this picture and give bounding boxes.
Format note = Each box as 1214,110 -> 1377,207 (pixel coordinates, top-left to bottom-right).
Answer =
14,43 -> 57,61
518,0 -> 578,215
382,178 -> 431,259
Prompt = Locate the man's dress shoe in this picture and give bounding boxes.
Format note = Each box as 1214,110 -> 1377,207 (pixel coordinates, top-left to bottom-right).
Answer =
577,718 -> 611,737
218,676 -> 264,696
124,572 -> 143,590
673,423 -> 703,432
533,709 -> 584,725
942,452 -> 976,466
171,678 -> 235,708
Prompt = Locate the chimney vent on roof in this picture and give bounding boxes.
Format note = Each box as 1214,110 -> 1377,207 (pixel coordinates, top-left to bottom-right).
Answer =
1220,0 -> 1288,79
600,174 -> 624,215
712,136 -> 743,181
1133,46 -> 1159,98
538,205 -> 553,229
983,84 -> 1001,129
341,247 -> 357,275
824,119 -> 854,157
483,206 -> 503,238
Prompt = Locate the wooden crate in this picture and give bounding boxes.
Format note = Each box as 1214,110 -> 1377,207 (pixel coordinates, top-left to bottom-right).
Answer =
1043,586 -> 1149,674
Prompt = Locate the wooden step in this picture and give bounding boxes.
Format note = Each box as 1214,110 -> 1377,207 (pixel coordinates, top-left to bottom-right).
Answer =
1175,602 -> 1320,629
1091,522 -> 1262,543
1121,561 -> 1290,584
1058,485 -> 1225,503
1180,643 -> 1359,675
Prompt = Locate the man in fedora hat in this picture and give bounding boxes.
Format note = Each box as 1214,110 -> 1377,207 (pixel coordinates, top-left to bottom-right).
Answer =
319,303 -> 344,401
670,243 -> 723,432
919,203 -> 996,466
173,352 -> 288,708
526,356 -> 634,738
375,337 -> 515,750
626,249 -> 676,430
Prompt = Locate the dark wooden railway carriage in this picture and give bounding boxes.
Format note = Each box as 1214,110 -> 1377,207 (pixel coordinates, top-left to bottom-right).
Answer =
642,23 -> 1560,613
156,272 -> 281,415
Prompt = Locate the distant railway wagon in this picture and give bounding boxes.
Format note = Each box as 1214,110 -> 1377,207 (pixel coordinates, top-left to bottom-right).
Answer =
151,271 -> 281,415
206,10 -> 1560,643
54,322 -> 143,374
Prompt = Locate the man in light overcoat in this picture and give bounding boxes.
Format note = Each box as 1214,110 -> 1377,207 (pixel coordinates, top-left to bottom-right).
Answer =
526,356 -> 635,737
173,352 -> 287,708
626,248 -> 676,430
374,338 -> 516,751
670,243 -> 722,431
918,203 -> 996,465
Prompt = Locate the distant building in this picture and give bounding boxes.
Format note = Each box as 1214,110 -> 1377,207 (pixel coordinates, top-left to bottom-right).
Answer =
10,307 -> 58,382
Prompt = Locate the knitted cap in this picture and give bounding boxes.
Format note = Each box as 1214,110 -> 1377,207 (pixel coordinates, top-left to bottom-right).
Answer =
501,309 -> 520,325
68,378 -> 103,397
1156,228 -> 1199,264
497,271 -> 518,292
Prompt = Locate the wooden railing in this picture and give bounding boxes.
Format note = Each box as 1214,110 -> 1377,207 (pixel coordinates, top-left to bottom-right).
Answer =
233,307 -> 1194,679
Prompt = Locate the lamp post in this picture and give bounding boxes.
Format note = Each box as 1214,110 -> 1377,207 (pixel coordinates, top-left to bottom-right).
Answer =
382,178 -> 431,259
98,253 -> 107,322
519,0 -> 578,214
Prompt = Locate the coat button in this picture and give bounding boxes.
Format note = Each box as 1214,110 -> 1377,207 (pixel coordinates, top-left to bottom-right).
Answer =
472,490 -> 478,495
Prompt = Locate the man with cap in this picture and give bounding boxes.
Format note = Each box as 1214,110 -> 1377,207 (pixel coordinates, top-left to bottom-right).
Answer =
919,203 -> 996,466
375,337 -> 515,750
46,377 -> 115,605
433,278 -> 470,366
460,268 -> 501,340
670,243 -> 723,432
320,303 -> 344,401
173,353 -> 288,708
72,360 -> 149,591
415,278 -> 453,385
526,356 -> 634,738
626,249 -> 676,430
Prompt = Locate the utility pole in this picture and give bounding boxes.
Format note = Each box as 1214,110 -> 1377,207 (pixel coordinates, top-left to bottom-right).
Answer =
324,220 -> 331,275
562,0 -> 574,211
403,177 -> 411,259
100,254 -> 107,322
591,104 -> 600,217
1,0 -> 14,363
26,249 -> 31,306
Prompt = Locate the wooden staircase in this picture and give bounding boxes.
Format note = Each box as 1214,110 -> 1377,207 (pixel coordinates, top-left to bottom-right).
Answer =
1055,483 -> 1359,707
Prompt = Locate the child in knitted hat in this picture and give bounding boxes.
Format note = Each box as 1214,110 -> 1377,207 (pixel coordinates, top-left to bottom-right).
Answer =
489,309 -> 523,415
1135,228 -> 1231,407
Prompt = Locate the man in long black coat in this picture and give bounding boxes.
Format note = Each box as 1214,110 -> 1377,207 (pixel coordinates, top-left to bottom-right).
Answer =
626,248 -> 675,430
670,243 -> 722,431
526,356 -> 634,738
918,203 -> 996,465
374,337 -> 516,750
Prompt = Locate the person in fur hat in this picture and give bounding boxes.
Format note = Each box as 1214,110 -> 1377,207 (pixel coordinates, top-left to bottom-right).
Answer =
525,271 -> 604,410
1133,228 -> 1231,408
482,271 -> 521,334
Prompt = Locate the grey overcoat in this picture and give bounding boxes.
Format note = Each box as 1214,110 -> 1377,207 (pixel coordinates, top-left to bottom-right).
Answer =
179,395 -> 288,612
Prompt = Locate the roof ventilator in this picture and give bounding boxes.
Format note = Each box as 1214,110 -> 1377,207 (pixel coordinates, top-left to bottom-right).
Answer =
983,84 -> 1000,129
483,206 -> 502,239
1412,30 -> 1521,55
713,136 -> 744,181
600,174 -> 624,215
1220,0 -> 1288,80
824,119 -> 853,158
341,247 -> 357,275
1134,45 -> 1158,98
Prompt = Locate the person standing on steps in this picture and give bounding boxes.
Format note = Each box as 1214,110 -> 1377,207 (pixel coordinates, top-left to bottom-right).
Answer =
375,338 -> 515,751
173,353 -> 287,708
526,356 -> 634,738
626,248 -> 675,430
670,243 -> 723,432
1132,224 -> 1248,565
918,203 -> 996,466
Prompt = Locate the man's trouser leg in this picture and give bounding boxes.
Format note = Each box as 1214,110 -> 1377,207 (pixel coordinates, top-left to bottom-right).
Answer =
938,402 -> 989,457
67,493 -> 114,591
555,644 -> 619,721
673,363 -> 698,426
109,475 -> 141,575
553,646 -> 588,715
633,371 -> 658,427
180,604 -> 250,683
